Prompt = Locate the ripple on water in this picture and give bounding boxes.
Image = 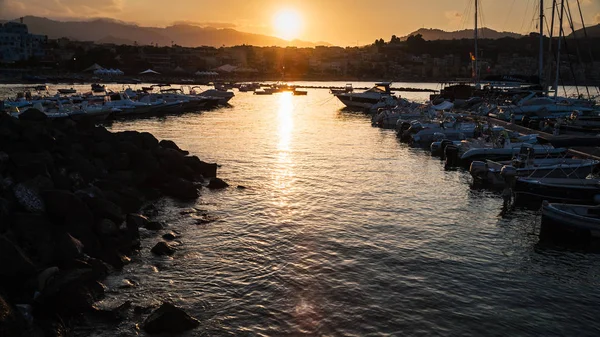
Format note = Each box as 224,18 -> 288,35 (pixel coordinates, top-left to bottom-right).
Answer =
61,82 -> 600,336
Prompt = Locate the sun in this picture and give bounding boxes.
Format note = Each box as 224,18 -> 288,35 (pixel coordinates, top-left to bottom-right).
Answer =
273,9 -> 303,41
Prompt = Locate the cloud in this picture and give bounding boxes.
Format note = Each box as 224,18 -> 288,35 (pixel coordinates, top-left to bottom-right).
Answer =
0,0 -> 123,19
171,20 -> 237,29
445,10 -> 463,27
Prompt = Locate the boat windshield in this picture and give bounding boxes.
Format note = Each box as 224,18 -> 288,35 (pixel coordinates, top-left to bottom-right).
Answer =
366,85 -> 390,94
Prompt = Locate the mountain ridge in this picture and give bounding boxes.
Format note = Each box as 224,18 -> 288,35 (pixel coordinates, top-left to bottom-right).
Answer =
402,27 -> 523,40
2,16 -> 325,48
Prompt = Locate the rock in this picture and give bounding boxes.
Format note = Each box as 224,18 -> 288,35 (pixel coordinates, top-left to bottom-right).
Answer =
38,269 -> 104,313
54,231 -> 84,264
12,181 -> 46,213
145,221 -> 164,231
0,151 -> 9,173
0,235 -> 37,278
142,302 -> 200,334
0,293 -> 27,337
18,108 -> 47,121
139,132 -> 159,150
96,219 -> 119,237
100,248 -> 131,270
160,177 -> 199,200
207,177 -> 229,189
12,212 -> 56,266
183,156 -> 217,178
83,196 -> 124,224
237,185 -> 247,189
150,242 -> 175,256
158,139 -> 188,155
10,151 -> 54,179
162,232 -> 177,241
126,213 -> 149,229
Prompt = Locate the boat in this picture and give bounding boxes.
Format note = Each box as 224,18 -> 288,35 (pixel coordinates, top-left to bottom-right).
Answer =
515,177 -> 600,205
57,88 -> 76,94
541,201 -> 600,239
334,82 -> 395,109
254,89 -> 273,95
189,86 -> 234,105
91,83 -> 106,93
469,144 -> 599,188
292,89 -> 307,96
330,83 -> 353,95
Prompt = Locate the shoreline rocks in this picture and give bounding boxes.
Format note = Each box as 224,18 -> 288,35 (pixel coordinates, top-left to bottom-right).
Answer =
0,113 -> 221,334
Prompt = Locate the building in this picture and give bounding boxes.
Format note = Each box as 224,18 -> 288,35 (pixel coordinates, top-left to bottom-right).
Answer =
0,20 -> 47,63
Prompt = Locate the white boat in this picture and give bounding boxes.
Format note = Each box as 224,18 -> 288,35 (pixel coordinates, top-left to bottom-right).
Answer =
489,92 -> 596,121
330,83 -> 353,95
335,82 -> 395,109
189,86 -> 234,105
541,201 -> 600,238
470,150 -> 599,187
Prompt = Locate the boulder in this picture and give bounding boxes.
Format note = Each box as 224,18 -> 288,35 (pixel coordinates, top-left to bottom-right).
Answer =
10,151 -> 54,179
160,177 -> 199,200
0,293 -> 27,337
145,221 -> 164,231
83,197 -> 124,224
12,180 -> 46,213
158,139 -> 188,155
162,232 -> 177,241
207,177 -> 229,189
150,242 -> 175,256
54,231 -> 84,264
142,302 -> 200,334
12,212 -> 56,266
126,213 -> 149,229
95,219 -> 119,237
183,156 -> 217,178
0,235 -> 36,278
38,268 -> 104,313
18,108 -> 47,122
139,132 -> 159,150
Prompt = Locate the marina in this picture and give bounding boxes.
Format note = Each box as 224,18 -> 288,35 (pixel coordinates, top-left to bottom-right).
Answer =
3,80 -> 599,335
2,0 -> 600,335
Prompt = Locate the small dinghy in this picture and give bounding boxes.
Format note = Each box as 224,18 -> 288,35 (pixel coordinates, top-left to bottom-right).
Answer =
541,201 -> 600,238
515,177 -> 600,205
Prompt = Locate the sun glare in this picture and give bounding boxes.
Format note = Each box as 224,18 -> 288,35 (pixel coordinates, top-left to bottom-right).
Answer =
273,9 -> 303,41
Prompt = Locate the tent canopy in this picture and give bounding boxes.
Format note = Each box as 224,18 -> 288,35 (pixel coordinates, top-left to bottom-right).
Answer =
83,63 -> 104,72
139,69 -> 161,75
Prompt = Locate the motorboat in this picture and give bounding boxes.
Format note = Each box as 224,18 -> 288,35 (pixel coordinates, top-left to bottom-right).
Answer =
334,82 -> 395,109
541,201 -> 600,239
189,86 -> 234,105
470,144 -> 599,188
515,177 -> 600,205
57,88 -> 77,94
91,83 -> 106,93
293,88 -> 308,96
330,83 -> 353,95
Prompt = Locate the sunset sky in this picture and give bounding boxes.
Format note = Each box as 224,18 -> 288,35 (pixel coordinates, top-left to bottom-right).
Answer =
1,0 -> 599,46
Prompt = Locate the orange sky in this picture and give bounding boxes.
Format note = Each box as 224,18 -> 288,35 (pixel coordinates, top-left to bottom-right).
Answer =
1,0 -> 599,46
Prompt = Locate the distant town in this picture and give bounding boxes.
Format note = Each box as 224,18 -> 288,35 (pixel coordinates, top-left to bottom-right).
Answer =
1,19 -> 600,84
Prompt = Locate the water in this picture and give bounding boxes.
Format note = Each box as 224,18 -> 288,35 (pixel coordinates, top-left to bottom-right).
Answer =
4,82 -> 600,336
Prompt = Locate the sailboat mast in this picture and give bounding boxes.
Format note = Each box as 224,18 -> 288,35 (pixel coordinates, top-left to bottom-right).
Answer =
539,0 -> 544,85
474,0 -> 479,84
553,0 -> 565,99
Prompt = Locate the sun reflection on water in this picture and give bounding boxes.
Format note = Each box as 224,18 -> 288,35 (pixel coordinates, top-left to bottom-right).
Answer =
274,92 -> 295,193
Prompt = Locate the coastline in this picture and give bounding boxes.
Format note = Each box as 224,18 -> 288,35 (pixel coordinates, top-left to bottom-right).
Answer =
0,111 -> 224,335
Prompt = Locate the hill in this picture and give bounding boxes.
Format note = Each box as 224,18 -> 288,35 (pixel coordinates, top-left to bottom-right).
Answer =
568,23 -> 600,38
402,28 -> 523,40
5,16 -> 322,48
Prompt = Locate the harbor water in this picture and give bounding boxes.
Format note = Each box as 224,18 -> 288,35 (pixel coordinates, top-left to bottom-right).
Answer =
4,82 -> 600,336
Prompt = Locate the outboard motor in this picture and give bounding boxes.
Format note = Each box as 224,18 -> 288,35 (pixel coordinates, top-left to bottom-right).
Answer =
470,161 -> 488,182
444,144 -> 460,168
438,139 -> 454,159
396,121 -> 411,139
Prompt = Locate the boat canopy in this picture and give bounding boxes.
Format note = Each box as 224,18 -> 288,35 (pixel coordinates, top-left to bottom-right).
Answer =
537,135 -> 600,148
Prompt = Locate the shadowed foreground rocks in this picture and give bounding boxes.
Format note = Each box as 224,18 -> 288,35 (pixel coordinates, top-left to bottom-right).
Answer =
0,112 -> 220,335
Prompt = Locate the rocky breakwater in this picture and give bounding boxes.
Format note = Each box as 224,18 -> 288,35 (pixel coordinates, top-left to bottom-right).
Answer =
0,110 -> 219,336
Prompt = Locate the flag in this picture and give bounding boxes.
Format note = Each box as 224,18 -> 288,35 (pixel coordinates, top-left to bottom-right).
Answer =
470,52 -> 476,61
